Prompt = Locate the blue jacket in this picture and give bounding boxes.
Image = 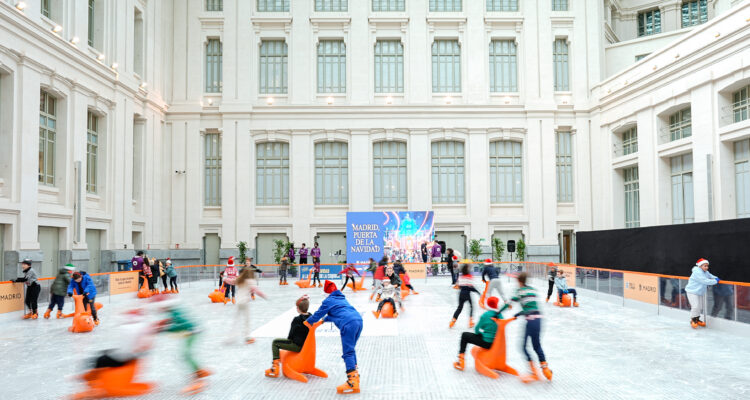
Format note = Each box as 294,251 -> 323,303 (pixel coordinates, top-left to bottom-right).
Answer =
684,266 -> 718,296
67,272 -> 97,297
482,265 -> 499,281
306,290 -> 362,329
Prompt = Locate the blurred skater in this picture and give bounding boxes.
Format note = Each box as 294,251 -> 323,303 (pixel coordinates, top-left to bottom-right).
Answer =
685,258 -> 720,328
393,258 -> 418,294
131,251 -> 145,289
312,257 -> 322,287
372,279 -> 401,318
338,262 -> 361,292
450,262 -> 480,329
44,264 -> 75,318
453,297 -> 505,371
501,272 -> 552,383
12,259 -> 41,319
158,259 -> 168,292
482,259 -> 506,304
279,256 -> 289,285
228,268 -> 267,344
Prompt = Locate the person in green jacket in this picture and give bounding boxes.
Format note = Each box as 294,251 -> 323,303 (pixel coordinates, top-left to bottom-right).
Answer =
44,264 -> 75,319
453,296 -> 504,371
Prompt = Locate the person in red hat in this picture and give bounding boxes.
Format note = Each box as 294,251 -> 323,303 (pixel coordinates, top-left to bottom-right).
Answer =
223,257 -> 238,304
306,280 -> 364,394
481,258 -> 507,303
453,296 -> 505,371
684,258 -> 720,328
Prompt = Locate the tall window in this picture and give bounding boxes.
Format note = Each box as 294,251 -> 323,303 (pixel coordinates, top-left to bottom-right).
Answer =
732,86 -> 749,123
317,40 -> 346,93
553,39 -> 569,91
486,0 -> 517,12
669,108 -> 692,141
258,0 -> 289,12
638,9 -> 661,37
432,40 -> 461,93
373,142 -> 407,204
374,40 -> 404,93
39,90 -> 56,186
489,40 -> 517,92
316,0 -> 347,12
205,39 -> 223,93
133,9 -> 144,77
204,133 -> 222,206
489,141 -> 522,203
624,167 -> 640,228
735,139 -> 750,218
41,0 -> 51,18
315,142 -> 349,205
86,112 -> 99,193
259,40 -> 288,94
431,141 -> 465,204
682,0 -> 708,28
88,0 -> 95,47
206,0 -> 223,11
256,142 -> 289,206
551,0 -> 568,11
671,154 -> 694,224
430,0 -> 461,12
373,0 -> 404,11
556,132 -> 573,202
622,127 -> 638,156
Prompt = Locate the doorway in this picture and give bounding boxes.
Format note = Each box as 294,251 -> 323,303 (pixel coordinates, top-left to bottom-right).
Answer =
86,229 -> 102,273
314,232 -> 346,264
561,230 -> 574,264
256,233 -> 289,265
132,231 -> 143,250
38,226 -> 60,278
203,233 -> 220,266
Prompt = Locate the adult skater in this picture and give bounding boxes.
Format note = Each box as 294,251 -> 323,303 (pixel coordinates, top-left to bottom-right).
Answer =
12,259 -> 41,319
481,258 -> 507,304
685,258 -> 720,328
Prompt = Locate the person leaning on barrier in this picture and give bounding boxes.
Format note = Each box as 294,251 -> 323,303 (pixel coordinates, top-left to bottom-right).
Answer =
684,258 -> 720,329
12,259 -> 41,319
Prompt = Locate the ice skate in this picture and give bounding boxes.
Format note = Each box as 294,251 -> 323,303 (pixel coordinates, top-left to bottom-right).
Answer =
468,317 -> 475,328
574,301 -> 580,307
336,369 -> 360,394
182,378 -> 207,395
690,318 -> 699,329
449,318 -> 456,328
541,362 -> 553,380
43,309 -> 51,319
372,310 -> 380,319
245,337 -> 255,344
56,310 -> 62,319
520,361 -> 540,383
696,319 -> 706,327
231,298 -> 236,304
265,360 -> 280,378
453,353 -> 465,371
22,312 -> 33,319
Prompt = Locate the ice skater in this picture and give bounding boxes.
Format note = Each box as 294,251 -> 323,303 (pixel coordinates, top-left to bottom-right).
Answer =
265,295 -> 312,377
545,264 -> 557,302
229,268 -> 267,344
372,279 -> 402,318
453,296 -> 505,371
554,269 -> 579,306
685,258 -> 720,328
11,259 -> 41,319
165,259 -> 178,293
481,259 -> 507,304
393,258 -> 418,294
338,262 -> 361,292
312,257 -> 322,287
67,271 -> 100,325
44,264 -> 75,319
450,262 -> 480,328
279,256 -> 289,285
306,280 -> 364,394
223,256 -> 238,304
501,272 -> 552,383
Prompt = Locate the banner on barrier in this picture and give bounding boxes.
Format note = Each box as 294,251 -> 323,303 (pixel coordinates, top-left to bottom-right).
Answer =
624,273 -> 658,304
109,271 -> 139,295
346,211 -> 435,264
404,263 -> 427,279
558,266 -> 577,288
299,264 -> 344,281
0,283 -> 24,313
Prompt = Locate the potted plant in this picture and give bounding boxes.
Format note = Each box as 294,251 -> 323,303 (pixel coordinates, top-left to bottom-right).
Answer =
492,238 -> 504,261
468,239 -> 483,261
517,239 -> 526,261
237,241 -> 248,265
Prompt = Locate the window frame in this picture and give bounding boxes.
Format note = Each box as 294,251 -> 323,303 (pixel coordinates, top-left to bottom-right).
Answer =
39,90 -> 57,186
637,8 -> 662,37
489,39 -> 518,93
732,86 -> 750,123
314,141 -> 349,205
204,132 -> 222,207
317,40 -> 347,94
372,0 -> 405,12
556,131 -> 574,203
486,0 -> 517,12
430,0 -> 462,12
259,40 -> 289,94
431,140 -> 465,204
86,111 -> 99,194
624,166 -> 640,228
681,0 -> 708,28
431,39 -> 461,93
668,108 -> 692,141
735,139 -> 750,218
257,0 -> 289,12
374,40 -> 404,94
489,140 -> 523,204
256,141 -> 290,206
206,0 -> 223,12
315,0 -> 348,12
205,38 -> 223,93
621,126 -> 638,156
373,141 -> 408,205
551,0 -> 568,12
553,38 -> 569,92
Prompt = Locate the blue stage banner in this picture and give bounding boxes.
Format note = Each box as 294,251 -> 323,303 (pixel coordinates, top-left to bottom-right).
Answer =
346,211 -> 435,264
299,264 -> 344,280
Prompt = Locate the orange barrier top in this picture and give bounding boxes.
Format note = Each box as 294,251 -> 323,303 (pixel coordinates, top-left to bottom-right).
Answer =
2,261 -> 749,287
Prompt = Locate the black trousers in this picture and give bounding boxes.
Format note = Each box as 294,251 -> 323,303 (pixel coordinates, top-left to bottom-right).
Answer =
169,276 -> 178,290
453,288 -> 476,319
547,280 -> 554,298
312,271 -> 321,285
161,275 -> 168,289
25,283 -> 41,312
224,284 -> 236,298
459,332 -> 492,354
299,257 -> 308,265
377,298 -> 395,312
342,276 -> 354,290
83,295 -> 98,321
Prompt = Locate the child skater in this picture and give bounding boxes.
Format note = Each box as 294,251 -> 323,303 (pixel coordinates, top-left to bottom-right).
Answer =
372,279 -> 402,318
370,258 -> 386,301
158,259 -> 168,292
453,296 -> 505,371
279,256 -> 289,285
67,271 -> 99,325
265,295 -> 312,378
306,281 -> 364,394
393,258 -> 419,294
338,262 -> 361,292
450,262 -> 480,328
44,264 -> 74,318
165,259 -> 178,293
545,264 -> 558,302
230,268 -> 267,344
685,258 -> 720,329
312,257 -> 322,287
223,256 -> 238,304
482,259 -> 507,303
554,269 -> 579,306
500,272 -> 552,383
12,259 -> 41,319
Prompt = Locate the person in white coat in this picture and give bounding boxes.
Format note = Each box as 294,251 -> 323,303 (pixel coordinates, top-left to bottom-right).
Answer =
684,258 -> 720,329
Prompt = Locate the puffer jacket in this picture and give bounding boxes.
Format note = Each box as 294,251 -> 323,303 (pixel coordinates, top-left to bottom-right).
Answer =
51,268 -> 71,296
684,266 -> 719,296
67,272 -> 97,297
554,276 -> 569,291
306,290 -> 362,329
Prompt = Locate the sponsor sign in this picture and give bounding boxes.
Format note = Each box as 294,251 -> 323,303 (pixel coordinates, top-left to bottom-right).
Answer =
299,264 -> 344,281
0,283 -> 24,314
403,262 -> 427,280
558,266 -> 577,288
109,271 -> 139,295
624,273 -> 658,304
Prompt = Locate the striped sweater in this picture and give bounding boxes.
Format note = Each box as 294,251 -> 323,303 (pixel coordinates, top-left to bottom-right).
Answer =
502,285 -> 540,316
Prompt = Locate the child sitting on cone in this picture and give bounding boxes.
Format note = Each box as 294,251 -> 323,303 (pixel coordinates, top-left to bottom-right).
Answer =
454,296 -> 505,371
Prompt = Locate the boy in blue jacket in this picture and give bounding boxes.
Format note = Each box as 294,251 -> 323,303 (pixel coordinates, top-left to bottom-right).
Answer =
68,271 -> 99,325
306,280 -> 363,394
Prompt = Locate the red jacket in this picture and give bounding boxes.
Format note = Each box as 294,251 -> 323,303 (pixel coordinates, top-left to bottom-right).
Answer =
338,266 -> 361,277
373,265 -> 385,280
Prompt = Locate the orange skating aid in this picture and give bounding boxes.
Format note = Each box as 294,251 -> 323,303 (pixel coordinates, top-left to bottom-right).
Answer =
71,360 -> 154,399
471,317 -> 519,379
346,274 -> 365,291
479,281 -> 489,309
378,302 -> 397,318
554,294 -> 572,307
208,285 -> 226,303
69,293 -> 98,333
278,320 -> 328,383
295,271 -> 314,288
136,277 -> 152,299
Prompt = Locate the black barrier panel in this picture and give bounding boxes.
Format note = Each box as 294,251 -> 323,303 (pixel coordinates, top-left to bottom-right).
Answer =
577,218 -> 750,282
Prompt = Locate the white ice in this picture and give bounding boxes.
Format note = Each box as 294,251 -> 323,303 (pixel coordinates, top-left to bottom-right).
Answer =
0,276 -> 748,400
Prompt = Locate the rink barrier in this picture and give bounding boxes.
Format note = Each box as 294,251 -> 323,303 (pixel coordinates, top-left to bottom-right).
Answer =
1,261 -> 749,325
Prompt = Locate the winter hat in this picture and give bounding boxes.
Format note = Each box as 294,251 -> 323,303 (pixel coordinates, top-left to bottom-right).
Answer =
296,294 -> 310,308
21,258 -> 32,266
484,258 -> 493,266
64,263 -> 76,271
227,256 -> 234,266
696,258 -> 709,267
323,280 -> 337,294
486,296 -> 499,310
166,259 -> 172,265
452,255 -> 458,261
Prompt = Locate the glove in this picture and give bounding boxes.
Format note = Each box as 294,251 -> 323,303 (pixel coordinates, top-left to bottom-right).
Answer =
715,278 -> 720,284
67,293 -> 73,297
563,289 -> 569,294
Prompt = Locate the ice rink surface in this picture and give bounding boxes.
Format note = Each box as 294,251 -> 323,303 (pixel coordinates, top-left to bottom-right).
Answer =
1,276 -> 749,400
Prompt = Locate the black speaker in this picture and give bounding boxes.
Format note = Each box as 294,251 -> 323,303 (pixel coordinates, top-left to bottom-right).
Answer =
507,240 -> 516,253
